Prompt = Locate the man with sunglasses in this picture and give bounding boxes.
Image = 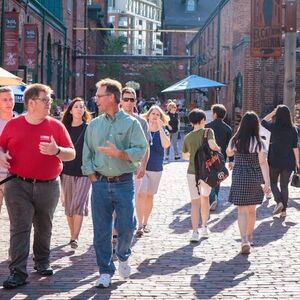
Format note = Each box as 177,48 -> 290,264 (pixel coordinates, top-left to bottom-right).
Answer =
0,83 -> 75,289
82,79 -> 147,288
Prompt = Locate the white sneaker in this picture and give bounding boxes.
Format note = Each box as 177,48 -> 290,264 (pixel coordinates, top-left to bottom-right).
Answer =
118,260 -> 131,279
190,231 -> 200,242
95,274 -> 111,288
210,200 -> 218,211
200,226 -> 210,238
273,202 -> 284,215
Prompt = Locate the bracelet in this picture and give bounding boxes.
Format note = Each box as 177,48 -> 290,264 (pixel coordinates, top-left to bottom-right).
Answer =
55,147 -> 61,156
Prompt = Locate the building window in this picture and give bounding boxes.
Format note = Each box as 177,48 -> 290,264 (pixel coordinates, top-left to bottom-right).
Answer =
186,0 -> 196,12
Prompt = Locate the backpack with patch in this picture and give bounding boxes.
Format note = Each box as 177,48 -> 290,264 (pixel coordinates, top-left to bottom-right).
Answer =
194,129 -> 229,193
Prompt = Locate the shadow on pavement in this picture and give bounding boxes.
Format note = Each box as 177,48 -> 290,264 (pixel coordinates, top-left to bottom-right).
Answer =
131,243 -> 204,279
252,217 -> 297,247
190,254 -> 253,299
0,245 -> 108,299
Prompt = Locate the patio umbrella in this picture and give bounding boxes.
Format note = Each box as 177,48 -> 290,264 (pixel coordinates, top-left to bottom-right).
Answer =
0,67 -> 25,86
161,75 -> 225,93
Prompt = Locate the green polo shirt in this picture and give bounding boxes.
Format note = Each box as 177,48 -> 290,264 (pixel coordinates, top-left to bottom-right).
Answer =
182,128 -> 215,174
82,110 -> 147,177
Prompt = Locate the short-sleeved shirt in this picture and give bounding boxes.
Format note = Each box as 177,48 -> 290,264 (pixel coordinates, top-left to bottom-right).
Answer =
134,113 -> 150,141
0,115 -> 74,180
182,128 -> 215,174
261,120 -> 298,170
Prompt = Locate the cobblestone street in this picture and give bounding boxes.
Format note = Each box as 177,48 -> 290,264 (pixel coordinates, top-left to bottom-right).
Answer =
0,160 -> 300,299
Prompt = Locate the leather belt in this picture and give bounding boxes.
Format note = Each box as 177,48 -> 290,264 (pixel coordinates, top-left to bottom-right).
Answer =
95,172 -> 131,183
13,174 -> 57,184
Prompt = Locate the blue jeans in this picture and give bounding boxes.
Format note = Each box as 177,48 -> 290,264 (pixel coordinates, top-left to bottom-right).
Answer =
91,173 -> 136,276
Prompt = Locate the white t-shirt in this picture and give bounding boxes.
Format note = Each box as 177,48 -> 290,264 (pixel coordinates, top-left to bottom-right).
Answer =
0,119 -> 9,178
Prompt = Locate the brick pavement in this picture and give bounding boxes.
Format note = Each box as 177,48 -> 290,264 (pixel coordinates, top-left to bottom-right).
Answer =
0,161 -> 300,299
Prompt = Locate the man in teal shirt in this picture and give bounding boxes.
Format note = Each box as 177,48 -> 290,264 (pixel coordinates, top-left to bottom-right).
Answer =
82,78 -> 147,288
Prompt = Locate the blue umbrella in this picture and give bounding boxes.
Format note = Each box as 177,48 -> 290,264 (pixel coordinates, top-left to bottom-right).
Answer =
161,75 -> 225,93
11,85 -> 26,103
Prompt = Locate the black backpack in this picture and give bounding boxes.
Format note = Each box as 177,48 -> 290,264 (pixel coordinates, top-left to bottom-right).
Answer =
194,129 -> 229,194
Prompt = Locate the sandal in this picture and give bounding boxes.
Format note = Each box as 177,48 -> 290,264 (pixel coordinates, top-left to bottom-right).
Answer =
241,242 -> 251,254
70,240 -> 78,249
142,224 -> 150,233
135,227 -> 144,237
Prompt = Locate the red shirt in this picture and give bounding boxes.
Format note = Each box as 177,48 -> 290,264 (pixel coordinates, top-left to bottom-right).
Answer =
0,115 -> 74,180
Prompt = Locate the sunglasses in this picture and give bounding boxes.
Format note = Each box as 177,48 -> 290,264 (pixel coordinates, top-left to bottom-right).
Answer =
122,97 -> 135,102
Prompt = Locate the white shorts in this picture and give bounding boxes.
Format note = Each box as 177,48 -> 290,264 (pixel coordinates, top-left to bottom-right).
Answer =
138,170 -> 162,195
187,174 -> 211,200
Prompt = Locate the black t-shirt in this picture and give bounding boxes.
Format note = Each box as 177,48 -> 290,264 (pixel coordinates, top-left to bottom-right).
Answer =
167,112 -> 179,133
261,120 -> 298,170
62,123 -> 88,176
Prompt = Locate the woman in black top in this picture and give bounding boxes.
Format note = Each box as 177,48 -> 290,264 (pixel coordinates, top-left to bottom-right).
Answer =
61,97 -> 91,249
166,101 -> 180,161
261,105 -> 299,217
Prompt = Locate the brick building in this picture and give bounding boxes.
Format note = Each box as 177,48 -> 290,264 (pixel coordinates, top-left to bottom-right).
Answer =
0,0 -> 87,103
187,0 -> 300,126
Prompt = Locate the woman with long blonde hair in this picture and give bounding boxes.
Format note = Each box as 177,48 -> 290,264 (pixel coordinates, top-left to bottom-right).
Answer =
135,105 -> 170,236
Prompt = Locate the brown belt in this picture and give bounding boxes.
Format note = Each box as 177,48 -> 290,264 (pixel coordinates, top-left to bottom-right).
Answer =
95,172 -> 132,183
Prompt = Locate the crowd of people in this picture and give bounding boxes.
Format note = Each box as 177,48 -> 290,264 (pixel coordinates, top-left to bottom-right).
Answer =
0,79 -> 299,289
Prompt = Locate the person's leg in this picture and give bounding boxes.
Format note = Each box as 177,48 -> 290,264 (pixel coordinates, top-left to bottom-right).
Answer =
32,179 -> 60,268
4,179 -> 35,280
279,169 -> 293,211
136,192 -> 146,229
91,179 -> 115,276
113,175 -> 136,263
143,194 -> 153,226
0,182 -> 4,214
269,167 -> 282,204
66,215 -> 75,239
171,132 -> 179,157
246,205 -> 256,242
191,198 -> 201,232
237,206 -> 248,242
200,181 -> 211,227
71,215 -> 84,241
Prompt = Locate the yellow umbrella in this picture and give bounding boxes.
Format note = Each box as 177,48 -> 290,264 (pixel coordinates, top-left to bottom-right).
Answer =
0,67 -> 25,86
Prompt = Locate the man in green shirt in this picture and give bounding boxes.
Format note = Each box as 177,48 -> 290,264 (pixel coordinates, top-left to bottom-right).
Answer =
82,78 -> 147,288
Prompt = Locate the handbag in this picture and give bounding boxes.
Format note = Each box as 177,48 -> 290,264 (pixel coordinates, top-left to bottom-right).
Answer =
291,169 -> 300,188
194,129 -> 229,192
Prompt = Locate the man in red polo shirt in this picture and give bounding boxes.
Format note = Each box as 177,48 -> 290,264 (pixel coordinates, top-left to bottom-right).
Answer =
0,83 -> 75,289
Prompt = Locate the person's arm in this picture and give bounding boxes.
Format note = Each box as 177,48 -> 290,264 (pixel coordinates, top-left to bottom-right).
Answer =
182,151 -> 190,160
136,146 -> 150,179
263,109 -> 276,122
258,151 -> 271,194
293,148 -> 299,170
0,147 -> 11,169
39,136 -> 75,161
226,138 -> 234,158
207,128 -> 220,151
157,119 -> 170,149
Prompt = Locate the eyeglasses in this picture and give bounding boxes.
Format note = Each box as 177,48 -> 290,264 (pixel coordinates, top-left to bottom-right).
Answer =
35,97 -> 52,104
96,93 -> 111,99
122,97 -> 135,102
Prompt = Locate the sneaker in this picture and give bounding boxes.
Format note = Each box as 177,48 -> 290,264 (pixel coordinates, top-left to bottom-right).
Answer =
3,272 -> 27,289
34,265 -> 54,276
190,231 -> 200,242
273,202 -> 284,215
280,211 -> 287,218
95,274 -> 111,288
241,242 -> 251,254
118,260 -> 131,279
174,156 -> 181,160
210,200 -> 218,211
200,226 -> 210,238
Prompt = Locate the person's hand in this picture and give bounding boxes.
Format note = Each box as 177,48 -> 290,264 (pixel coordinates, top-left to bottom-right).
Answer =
39,136 -> 59,156
157,118 -> 164,130
97,141 -> 119,158
228,162 -> 234,170
0,151 -> 11,169
136,165 -> 146,179
167,124 -> 172,131
88,173 -> 97,182
262,183 -> 271,195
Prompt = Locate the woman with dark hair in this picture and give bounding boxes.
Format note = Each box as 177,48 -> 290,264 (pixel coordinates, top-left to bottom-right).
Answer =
261,105 -> 299,217
61,97 -> 92,249
227,111 -> 270,254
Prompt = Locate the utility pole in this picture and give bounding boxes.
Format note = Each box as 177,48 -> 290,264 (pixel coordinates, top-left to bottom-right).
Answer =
283,0 -> 297,113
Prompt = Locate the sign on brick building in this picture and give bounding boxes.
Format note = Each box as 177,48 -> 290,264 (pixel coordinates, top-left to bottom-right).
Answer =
23,24 -> 38,71
250,0 -> 282,58
3,12 -> 19,71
